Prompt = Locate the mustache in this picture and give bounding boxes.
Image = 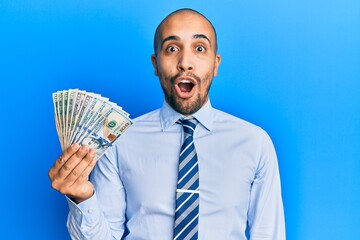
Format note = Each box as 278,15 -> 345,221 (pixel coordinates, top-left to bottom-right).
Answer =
169,72 -> 201,85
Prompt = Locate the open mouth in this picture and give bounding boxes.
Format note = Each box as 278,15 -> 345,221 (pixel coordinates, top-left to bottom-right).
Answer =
174,75 -> 198,99
178,80 -> 195,93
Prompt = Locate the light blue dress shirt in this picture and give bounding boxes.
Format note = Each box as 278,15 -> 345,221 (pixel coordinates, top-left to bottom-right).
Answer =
67,100 -> 285,240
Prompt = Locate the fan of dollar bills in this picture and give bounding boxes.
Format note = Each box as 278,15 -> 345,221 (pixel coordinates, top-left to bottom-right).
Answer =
52,89 -> 133,158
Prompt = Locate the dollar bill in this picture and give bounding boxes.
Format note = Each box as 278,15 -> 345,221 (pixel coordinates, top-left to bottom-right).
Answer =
67,90 -> 87,148
72,95 -> 108,144
79,107 -> 133,158
65,89 -> 78,147
58,91 -> 65,149
63,90 -> 69,147
52,92 -> 62,148
73,100 -> 114,144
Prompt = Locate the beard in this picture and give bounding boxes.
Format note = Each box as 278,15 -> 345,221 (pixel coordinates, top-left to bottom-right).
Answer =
159,71 -> 213,115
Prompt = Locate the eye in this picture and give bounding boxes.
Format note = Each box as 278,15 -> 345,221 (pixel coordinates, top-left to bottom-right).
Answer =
166,46 -> 179,52
195,45 -> 206,52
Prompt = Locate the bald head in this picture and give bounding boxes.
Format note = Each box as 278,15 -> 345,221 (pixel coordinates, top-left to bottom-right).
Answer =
153,8 -> 218,55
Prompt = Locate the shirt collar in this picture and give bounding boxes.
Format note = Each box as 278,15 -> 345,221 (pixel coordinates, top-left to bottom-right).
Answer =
160,99 -> 214,132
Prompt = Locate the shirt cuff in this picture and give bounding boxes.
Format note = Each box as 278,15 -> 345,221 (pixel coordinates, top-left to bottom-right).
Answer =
66,191 -> 102,226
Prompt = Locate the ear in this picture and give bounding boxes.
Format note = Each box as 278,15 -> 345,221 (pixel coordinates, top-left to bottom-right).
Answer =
213,54 -> 221,77
151,54 -> 159,76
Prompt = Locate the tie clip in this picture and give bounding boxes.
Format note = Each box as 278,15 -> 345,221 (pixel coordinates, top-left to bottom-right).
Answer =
176,189 -> 200,194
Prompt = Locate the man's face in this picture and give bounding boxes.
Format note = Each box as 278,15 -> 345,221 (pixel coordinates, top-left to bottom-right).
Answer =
152,12 -> 221,115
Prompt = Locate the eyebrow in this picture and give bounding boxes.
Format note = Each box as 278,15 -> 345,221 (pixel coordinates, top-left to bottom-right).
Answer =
161,35 -> 180,48
193,34 -> 211,45
160,34 -> 212,49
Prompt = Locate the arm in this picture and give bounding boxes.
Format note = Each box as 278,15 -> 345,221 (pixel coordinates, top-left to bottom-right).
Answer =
247,130 -> 286,240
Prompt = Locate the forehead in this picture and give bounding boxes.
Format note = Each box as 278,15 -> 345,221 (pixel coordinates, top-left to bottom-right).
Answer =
159,12 -> 215,41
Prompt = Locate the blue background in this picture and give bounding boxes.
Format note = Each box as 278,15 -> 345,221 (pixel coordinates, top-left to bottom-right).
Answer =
0,1 -> 359,239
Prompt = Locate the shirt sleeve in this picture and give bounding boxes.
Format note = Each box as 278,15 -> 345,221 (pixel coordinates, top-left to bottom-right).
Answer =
247,129 -> 286,240
66,146 -> 127,240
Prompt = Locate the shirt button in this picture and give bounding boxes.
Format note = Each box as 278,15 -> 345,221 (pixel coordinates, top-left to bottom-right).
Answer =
87,209 -> 94,214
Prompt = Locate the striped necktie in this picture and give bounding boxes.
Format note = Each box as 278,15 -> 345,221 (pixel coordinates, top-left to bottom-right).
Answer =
174,118 -> 199,240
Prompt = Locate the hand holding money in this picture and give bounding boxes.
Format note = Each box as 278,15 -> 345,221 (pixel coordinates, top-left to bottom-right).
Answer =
48,144 -> 97,203
49,89 -> 133,202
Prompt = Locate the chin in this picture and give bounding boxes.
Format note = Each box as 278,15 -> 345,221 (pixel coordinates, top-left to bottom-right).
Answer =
170,97 -> 203,115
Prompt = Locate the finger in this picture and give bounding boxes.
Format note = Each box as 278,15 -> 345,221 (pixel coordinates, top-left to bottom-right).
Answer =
70,155 -> 98,195
52,144 -> 81,171
48,143 -> 80,180
64,151 -> 98,202
57,144 -> 91,180
65,148 -> 97,184
50,145 -> 93,193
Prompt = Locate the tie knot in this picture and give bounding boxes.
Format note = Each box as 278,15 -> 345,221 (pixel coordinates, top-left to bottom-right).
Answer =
178,118 -> 198,136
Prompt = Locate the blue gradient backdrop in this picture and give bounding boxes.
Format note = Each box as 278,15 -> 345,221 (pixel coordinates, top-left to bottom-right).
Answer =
0,1 -> 359,239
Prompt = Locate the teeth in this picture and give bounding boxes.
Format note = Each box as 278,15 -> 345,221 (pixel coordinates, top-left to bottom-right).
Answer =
180,80 -> 191,83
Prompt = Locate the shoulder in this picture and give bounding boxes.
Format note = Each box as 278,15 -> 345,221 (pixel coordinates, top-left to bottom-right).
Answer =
212,108 -> 262,132
211,107 -> 273,144
212,107 -> 276,159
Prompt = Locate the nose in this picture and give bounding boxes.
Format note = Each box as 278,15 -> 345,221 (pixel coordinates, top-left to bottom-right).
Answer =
177,50 -> 193,72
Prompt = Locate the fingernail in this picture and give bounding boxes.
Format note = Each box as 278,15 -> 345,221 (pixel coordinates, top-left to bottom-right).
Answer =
71,143 -> 79,149
81,144 -> 88,151
89,149 -> 96,156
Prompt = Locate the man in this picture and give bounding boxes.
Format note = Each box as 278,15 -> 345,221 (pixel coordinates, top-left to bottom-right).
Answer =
49,8 -> 285,239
